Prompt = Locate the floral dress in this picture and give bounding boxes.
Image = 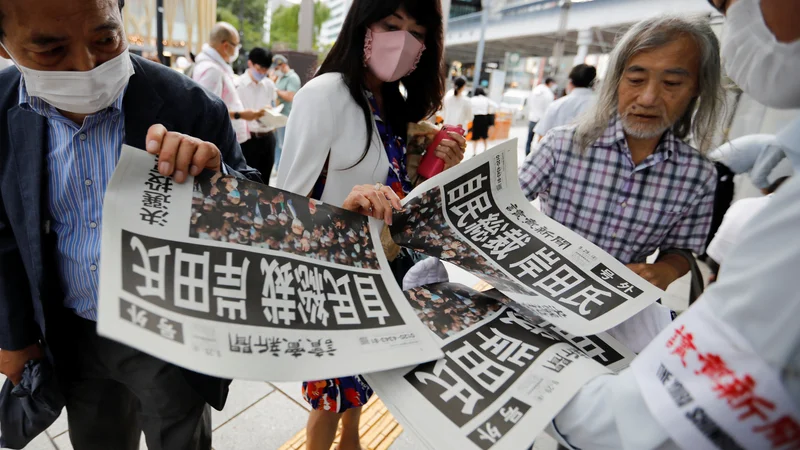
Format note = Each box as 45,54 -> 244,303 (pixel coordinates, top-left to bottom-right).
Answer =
302,90 -> 412,413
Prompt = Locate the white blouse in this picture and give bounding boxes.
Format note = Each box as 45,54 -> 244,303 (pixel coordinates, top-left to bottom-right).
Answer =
276,72 -> 390,208
470,95 -> 497,116
442,90 -> 473,130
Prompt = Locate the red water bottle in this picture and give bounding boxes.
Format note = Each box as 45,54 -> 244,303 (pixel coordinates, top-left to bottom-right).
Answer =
417,124 -> 466,179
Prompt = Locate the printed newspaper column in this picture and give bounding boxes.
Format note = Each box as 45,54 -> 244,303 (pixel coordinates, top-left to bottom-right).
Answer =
367,283 -> 635,450
390,139 -> 663,336
97,146 -> 442,382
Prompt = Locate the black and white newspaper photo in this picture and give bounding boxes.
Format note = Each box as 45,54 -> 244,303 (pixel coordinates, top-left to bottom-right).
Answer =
391,139 -> 664,336
367,283 -> 634,450
97,146 -> 443,382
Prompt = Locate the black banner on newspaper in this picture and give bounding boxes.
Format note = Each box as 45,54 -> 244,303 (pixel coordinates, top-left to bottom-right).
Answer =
121,230 -> 404,331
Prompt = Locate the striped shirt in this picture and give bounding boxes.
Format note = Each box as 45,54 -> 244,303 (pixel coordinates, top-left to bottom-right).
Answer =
19,81 -> 126,321
519,116 -> 717,264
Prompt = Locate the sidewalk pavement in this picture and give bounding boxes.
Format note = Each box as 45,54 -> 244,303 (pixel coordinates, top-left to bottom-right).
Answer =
2,373 -> 558,450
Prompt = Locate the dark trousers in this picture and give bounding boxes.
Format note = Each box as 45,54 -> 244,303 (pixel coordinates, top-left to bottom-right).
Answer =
525,121 -> 538,156
51,315 -> 211,450
241,132 -> 276,183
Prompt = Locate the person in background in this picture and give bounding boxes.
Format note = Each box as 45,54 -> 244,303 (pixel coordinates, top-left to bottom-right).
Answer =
520,15 -> 722,292
550,1 -> 800,448
193,22 -> 266,146
277,0 -> 466,448
524,76 -> 556,155
236,47 -> 278,183
442,76 -> 473,131
469,87 -> 498,156
0,0 -> 260,448
0,55 -> 11,70
271,54 -> 301,175
533,64 -> 597,141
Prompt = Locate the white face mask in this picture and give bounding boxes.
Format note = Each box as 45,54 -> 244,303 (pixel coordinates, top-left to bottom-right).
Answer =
228,44 -> 241,64
1,44 -> 134,114
722,0 -> 800,109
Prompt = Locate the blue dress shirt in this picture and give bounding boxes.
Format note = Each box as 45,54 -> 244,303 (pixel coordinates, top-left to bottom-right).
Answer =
19,82 -> 126,321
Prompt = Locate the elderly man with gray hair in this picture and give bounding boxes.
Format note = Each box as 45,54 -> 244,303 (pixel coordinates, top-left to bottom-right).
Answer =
519,15 -> 723,291
193,22 -> 266,146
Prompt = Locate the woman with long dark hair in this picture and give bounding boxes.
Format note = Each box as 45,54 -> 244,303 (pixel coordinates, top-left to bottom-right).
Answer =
276,1 -> 465,448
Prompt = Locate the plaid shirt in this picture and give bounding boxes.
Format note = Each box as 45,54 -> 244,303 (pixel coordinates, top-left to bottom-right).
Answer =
519,116 -> 717,264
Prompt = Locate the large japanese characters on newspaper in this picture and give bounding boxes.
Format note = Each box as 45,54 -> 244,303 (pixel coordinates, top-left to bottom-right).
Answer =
97,146 -> 442,382
390,139 -> 664,337
367,282 -> 635,450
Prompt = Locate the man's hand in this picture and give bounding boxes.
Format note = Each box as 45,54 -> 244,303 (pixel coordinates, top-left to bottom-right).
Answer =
0,344 -> 43,386
626,262 -> 682,290
238,109 -> 266,121
146,125 -> 222,184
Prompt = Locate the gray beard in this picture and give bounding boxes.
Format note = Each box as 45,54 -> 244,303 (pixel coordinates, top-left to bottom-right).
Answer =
621,116 -> 671,140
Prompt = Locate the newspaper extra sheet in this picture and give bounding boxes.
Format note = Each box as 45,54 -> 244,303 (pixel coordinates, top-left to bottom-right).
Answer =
367,282 -> 634,450
391,139 -> 664,336
97,145 -> 442,382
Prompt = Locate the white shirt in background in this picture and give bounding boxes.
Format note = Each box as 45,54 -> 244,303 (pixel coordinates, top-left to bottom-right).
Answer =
192,44 -> 249,143
442,90 -> 473,129
236,71 -> 278,133
526,83 -> 555,123
706,195 -> 772,264
0,57 -> 12,71
470,95 -> 497,116
534,87 -> 595,137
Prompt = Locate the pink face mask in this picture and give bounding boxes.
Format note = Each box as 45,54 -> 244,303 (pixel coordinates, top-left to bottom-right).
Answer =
364,28 -> 425,82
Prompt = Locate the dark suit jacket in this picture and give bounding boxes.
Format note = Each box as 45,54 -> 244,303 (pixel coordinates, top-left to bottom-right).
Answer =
0,55 -> 260,410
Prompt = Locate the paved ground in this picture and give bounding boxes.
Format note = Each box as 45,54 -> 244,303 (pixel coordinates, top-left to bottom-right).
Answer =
6,125 -> 703,450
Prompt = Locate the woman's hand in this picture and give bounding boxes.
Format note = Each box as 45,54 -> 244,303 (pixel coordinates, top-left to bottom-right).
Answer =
342,184 -> 403,225
436,131 -> 467,170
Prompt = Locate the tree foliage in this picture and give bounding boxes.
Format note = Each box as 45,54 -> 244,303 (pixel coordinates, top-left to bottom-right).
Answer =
270,1 -> 331,51
216,0 -> 269,50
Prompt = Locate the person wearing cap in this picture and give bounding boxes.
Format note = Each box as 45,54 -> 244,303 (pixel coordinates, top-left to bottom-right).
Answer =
271,54 -> 301,174
236,47 -> 279,181
193,22 -> 267,146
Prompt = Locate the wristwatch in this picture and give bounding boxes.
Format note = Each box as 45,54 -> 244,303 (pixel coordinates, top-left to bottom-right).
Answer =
234,112 -> 241,120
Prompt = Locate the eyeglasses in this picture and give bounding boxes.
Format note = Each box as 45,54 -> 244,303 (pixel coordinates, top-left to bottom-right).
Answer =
706,0 -> 728,13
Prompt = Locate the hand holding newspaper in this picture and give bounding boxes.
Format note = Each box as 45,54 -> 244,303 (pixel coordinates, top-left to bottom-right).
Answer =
257,107 -> 288,129
97,146 -> 442,382
97,139 -> 667,448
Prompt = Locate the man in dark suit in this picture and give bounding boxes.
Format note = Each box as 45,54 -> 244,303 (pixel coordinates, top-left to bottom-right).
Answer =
0,0 -> 260,448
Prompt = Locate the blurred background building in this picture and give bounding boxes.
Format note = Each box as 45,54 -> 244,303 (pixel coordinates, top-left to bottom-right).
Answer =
319,0 -> 352,46
123,0 -> 218,61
